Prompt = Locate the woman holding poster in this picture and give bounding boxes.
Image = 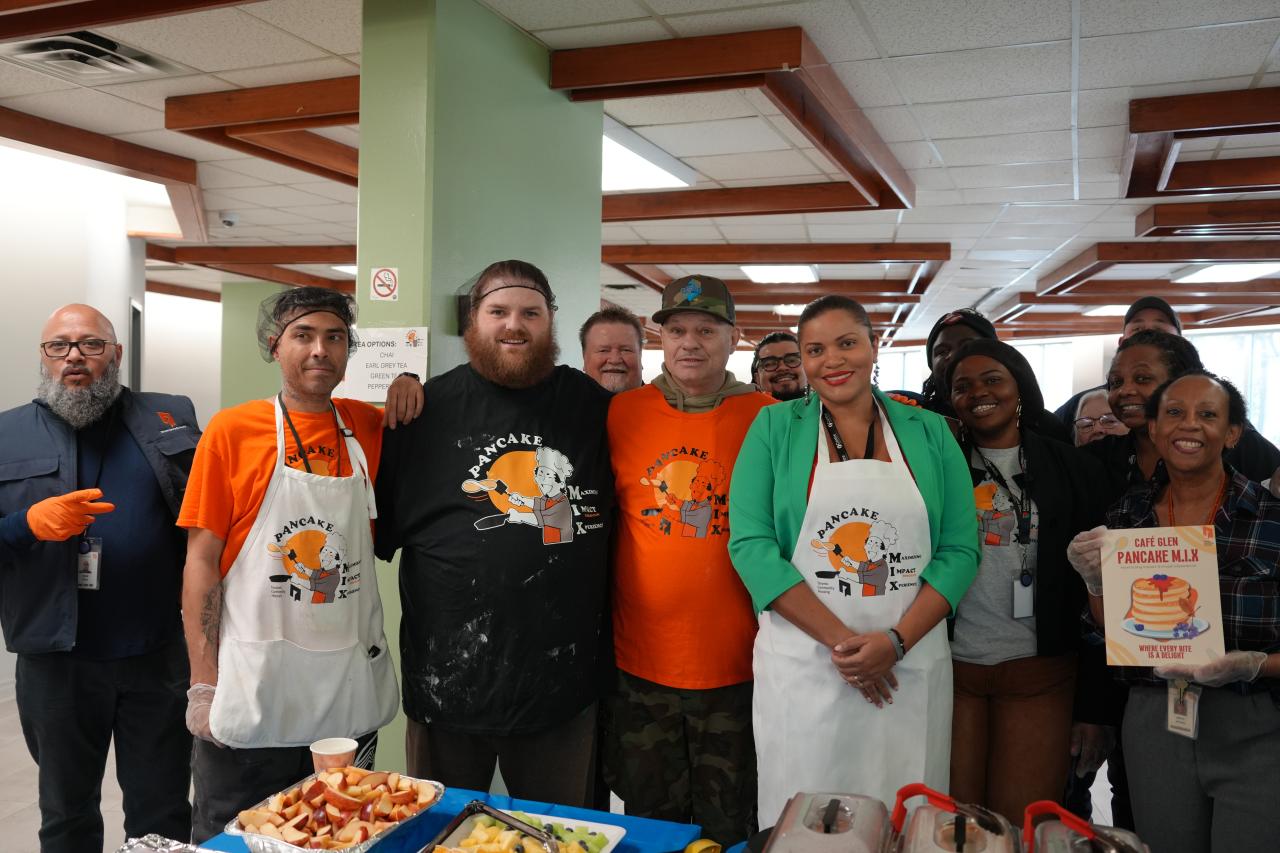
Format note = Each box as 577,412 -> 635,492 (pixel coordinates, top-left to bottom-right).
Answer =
1068,371 -> 1280,853
942,339 -> 1110,823
729,295 -> 979,826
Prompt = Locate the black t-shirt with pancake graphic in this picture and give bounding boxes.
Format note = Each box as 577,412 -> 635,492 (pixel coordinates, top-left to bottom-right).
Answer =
375,364 -> 614,736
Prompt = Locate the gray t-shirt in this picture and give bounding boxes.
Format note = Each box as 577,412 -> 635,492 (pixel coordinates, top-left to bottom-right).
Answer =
951,445 -> 1039,665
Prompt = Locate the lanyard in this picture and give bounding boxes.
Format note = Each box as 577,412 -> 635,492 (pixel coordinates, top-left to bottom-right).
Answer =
820,400 -> 877,462
278,393 -> 343,476
1168,473 -> 1227,526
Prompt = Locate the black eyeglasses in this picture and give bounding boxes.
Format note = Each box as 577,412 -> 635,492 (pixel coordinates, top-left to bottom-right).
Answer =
758,353 -> 802,371
1075,414 -> 1121,429
40,338 -> 110,358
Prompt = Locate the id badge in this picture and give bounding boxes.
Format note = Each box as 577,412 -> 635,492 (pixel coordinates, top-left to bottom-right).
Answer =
1167,680 -> 1202,739
77,537 -> 102,590
1012,572 -> 1034,618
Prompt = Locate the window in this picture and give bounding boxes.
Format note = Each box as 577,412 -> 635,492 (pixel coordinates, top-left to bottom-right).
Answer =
1009,341 -> 1073,416
1186,327 -> 1280,446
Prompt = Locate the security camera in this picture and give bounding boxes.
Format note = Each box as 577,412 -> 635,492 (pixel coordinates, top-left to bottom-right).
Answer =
219,211 -> 239,228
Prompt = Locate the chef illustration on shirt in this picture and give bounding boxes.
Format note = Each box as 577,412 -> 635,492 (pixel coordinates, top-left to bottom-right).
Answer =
505,446 -> 575,544
653,459 -> 725,538
975,482 -> 1018,546
811,518 -> 898,597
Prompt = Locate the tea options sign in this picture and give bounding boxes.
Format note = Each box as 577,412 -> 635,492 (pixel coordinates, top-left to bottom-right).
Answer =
334,327 -> 428,402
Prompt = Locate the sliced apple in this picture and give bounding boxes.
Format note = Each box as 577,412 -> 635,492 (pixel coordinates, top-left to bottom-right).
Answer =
345,768 -> 368,786
326,771 -> 345,790
283,826 -> 309,845
361,771 -> 388,790
417,781 -> 436,805
322,787 -> 364,812
259,822 -> 284,839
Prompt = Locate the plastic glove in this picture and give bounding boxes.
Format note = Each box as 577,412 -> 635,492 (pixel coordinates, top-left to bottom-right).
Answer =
186,683 -> 223,746
1155,650 -> 1268,687
383,374 -> 424,429
1070,722 -> 1116,777
26,489 -> 115,541
1067,525 -> 1107,595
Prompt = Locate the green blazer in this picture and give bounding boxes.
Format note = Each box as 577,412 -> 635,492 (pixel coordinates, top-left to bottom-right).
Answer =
728,388 -> 979,615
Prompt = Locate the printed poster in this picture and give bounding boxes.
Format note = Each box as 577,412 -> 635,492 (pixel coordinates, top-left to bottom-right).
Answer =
1101,526 -> 1225,666
333,326 -> 428,402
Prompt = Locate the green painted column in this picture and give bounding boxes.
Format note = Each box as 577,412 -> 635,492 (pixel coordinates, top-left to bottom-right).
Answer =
358,0 -> 604,774
220,279 -> 287,407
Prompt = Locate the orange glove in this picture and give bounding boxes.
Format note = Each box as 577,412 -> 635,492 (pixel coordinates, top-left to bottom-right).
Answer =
26,489 -> 115,541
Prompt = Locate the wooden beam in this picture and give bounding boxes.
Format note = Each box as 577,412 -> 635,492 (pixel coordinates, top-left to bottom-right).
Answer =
569,75 -> 766,102
603,243 -> 950,264
0,105 -> 196,184
738,309 -> 894,327
226,127 -> 358,178
551,27 -> 806,91
1024,292 -> 1280,307
608,263 -> 668,294
1137,200 -> 1280,237
1164,156 -> 1280,193
726,280 -> 920,301
203,263 -> 353,292
908,259 -> 942,294
163,181 -> 208,243
1037,241 -> 1280,295
181,127 -> 358,186
1120,128 -> 1169,199
146,281 -> 220,303
145,243 -> 176,263
225,114 -> 359,135
1130,86 -> 1280,135
602,182 -> 878,221
173,245 -> 356,264
165,76 -> 359,131
0,0 -> 259,41
1076,277 -> 1280,297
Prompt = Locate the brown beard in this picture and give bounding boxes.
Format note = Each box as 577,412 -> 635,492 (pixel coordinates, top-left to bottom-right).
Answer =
464,323 -> 559,388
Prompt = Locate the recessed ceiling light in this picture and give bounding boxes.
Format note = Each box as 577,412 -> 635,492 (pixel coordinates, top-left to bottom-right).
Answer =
331,265 -> 358,275
741,264 -> 819,283
1172,262 -> 1280,283
772,304 -> 806,316
1084,304 -> 1131,317
602,117 -> 696,192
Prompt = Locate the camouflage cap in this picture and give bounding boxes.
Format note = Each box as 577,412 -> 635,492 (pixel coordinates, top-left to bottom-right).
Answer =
652,274 -> 736,325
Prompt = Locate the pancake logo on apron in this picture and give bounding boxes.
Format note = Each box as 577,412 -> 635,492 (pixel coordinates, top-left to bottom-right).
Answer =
266,523 -> 358,604
638,456 -> 727,538
810,518 -> 901,597
974,482 -> 1017,546
462,445 -> 601,543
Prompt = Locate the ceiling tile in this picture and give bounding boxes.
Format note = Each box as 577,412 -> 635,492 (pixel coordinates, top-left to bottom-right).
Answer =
1077,219 -> 1139,237
949,161 -> 1073,188
216,157 -> 332,184
861,0 -> 1070,55
1,88 -> 163,134
741,87 -> 782,117
1079,157 -> 1121,181
277,203 -> 356,223
666,0 -> 879,63
913,92 -> 1071,139
805,209 -> 903,224
99,8 -> 327,73
864,106 -> 925,142
716,175 -> 831,187
682,149 -> 823,180
215,57 -> 358,88
345,54 -> 361,65
890,141 -> 944,170
199,189 -> 263,209
712,214 -> 807,226
1217,145 -> 1280,159
604,90 -> 756,126
897,223 -> 990,238
999,204 -> 1104,223
289,181 -> 358,203
218,185 -> 338,207
890,42 -> 1071,104
241,0 -> 363,55
485,0 -> 646,30
213,207 -> 316,226
829,60 -> 907,108
636,116 -> 790,157
629,223 -> 723,241
935,130 -> 1072,166
801,148 -> 842,175
961,184 -> 1076,203
916,189 -> 966,206
973,237 -> 1067,252
1077,76 -> 1255,127
0,59 -> 78,98
114,129 -> 246,161
279,221 -> 355,235
198,163 -> 271,189
1223,131 -> 1280,149
907,168 -> 956,190
806,223 -> 897,240
1080,0 -> 1280,36
718,223 -> 808,241
1079,22 -> 1280,89
901,204 -> 1004,223
534,20 -> 669,50
1078,181 -> 1121,199
1078,125 -> 1127,158
96,73 -> 233,111
985,222 -> 1083,238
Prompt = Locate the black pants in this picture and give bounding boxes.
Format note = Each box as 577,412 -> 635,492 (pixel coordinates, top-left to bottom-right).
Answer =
16,639 -> 192,853
191,730 -> 377,842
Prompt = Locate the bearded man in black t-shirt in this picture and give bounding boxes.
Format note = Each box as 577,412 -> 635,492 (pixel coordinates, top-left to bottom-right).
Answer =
376,260 -> 614,807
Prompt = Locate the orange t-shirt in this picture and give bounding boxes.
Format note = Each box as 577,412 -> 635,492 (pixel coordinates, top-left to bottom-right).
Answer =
178,398 -> 383,576
608,384 -> 772,689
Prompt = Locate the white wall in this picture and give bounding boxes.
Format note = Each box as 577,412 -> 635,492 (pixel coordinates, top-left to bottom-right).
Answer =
0,144 -> 146,410
142,292 -> 223,427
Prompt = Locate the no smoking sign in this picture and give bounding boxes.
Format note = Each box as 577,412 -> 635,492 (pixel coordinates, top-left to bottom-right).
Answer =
370,267 -> 398,301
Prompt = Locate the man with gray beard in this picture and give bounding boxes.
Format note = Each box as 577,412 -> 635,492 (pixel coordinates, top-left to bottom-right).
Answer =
0,304 -> 199,852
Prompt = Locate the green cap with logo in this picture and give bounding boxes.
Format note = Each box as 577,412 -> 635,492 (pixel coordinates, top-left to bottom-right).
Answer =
652,274 -> 736,325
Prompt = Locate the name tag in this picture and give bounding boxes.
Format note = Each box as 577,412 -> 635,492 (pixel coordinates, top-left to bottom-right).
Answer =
77,537 -> 103,591
1167,680 -> 1202,739
1012,572 -> 1034,619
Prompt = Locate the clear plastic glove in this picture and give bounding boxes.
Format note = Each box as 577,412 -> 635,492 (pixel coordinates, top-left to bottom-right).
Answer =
186,683 -> 223,746
383,374 -> 424,429
26,488 -> 115,541
1070,722 -> 1116,777
1067,525 -> 1107,595
1155,650 -> 1268,687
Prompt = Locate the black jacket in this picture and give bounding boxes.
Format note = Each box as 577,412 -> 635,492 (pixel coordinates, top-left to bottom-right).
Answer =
0,389 -> 199,654
960,429 -> 1111,722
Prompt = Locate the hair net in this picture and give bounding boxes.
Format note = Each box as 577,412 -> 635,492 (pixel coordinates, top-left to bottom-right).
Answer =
256,287 -> 359,362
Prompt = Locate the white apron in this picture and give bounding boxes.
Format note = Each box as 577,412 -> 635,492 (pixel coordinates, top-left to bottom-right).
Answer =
754,403 -> 953,826
209,398 -> 400,749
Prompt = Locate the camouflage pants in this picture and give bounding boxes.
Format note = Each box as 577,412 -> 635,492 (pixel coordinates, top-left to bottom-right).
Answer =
602,670 -> 757,846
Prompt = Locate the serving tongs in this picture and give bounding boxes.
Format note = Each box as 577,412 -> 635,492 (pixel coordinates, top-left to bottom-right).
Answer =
422,800 -> 561,853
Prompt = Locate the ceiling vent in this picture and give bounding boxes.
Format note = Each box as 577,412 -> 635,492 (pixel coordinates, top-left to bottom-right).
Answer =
0,30 -> 186,85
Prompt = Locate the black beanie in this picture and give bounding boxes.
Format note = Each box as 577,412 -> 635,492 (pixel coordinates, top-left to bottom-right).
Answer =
925,308 -> 998,363
1124,296 -> 1182,333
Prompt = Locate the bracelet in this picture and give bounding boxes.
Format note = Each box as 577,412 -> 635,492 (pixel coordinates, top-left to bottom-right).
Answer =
885,628 -> 906,661
398,371 -> 420,382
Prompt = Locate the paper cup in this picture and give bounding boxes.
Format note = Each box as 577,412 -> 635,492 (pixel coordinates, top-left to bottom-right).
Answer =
310,737 -> 358,771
